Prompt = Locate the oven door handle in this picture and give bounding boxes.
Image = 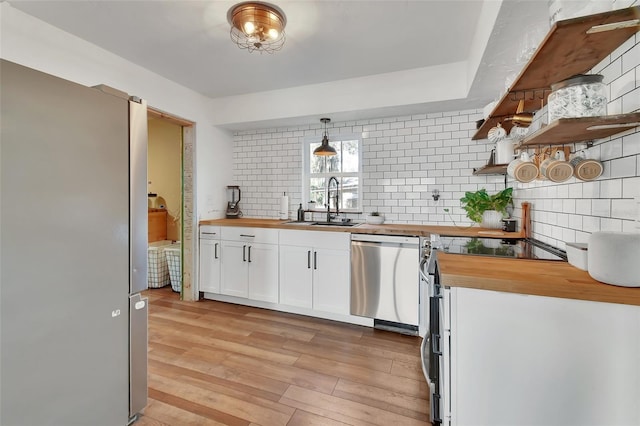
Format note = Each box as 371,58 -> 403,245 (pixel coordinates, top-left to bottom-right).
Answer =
420,334 -> 430,381
419,257 -> 429,283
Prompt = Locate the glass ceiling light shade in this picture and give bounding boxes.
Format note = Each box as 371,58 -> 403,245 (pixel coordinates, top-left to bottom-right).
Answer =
227,2 -> 287,54
313,118 -> 337,156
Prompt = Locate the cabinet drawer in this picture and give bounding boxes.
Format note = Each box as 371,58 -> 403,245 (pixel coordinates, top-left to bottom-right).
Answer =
200,225 -> 221,237
221,226 -> 279,244
280,229 -> 350,250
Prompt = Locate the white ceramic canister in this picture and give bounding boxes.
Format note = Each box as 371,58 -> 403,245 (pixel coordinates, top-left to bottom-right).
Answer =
495,138 -> 517,164
507,152 -> 538,183
540,150 -> 573,182
588,232 -> 640,287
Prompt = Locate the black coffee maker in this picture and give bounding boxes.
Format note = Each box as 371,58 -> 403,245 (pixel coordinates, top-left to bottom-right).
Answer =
225,185 -> 242,218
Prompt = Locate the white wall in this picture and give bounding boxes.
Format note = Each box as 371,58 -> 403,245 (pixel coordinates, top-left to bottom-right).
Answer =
148,119 -> 182,241
0,2 -> 234,222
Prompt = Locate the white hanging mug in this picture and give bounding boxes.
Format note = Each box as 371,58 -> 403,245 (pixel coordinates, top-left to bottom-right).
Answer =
507,152 -> 538,183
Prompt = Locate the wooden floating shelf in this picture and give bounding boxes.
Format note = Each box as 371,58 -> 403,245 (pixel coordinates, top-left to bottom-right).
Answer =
518,112 -> 640,147
473,164 -> 508,175
473,6 -> 640,141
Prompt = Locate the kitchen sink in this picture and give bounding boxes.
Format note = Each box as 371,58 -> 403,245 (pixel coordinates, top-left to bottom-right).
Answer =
283,220 -> 360,227
312,221 -> 360,227
283,221 -> 317,226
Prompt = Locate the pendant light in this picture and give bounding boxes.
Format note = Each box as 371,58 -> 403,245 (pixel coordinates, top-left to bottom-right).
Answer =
313,118 -> 337,156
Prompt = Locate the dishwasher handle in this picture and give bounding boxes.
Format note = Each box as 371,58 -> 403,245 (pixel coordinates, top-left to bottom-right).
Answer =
351,234 -> 419,245
351,240 -> 418,250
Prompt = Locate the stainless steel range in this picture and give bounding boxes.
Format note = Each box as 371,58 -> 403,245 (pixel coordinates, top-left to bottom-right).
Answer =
419,234 -> 566,425
435,236 -> 567,261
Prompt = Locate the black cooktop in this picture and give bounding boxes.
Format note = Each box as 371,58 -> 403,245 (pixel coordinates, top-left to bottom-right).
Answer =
436,236 -> 567,261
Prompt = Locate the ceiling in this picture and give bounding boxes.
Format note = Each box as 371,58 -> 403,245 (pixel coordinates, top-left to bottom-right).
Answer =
7,0 -> 550,128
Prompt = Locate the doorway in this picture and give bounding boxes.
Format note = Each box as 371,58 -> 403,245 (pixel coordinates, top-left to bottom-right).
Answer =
147,107 -> 195,300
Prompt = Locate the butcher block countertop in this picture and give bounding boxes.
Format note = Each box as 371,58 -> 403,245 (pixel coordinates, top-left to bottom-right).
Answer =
199,218 -> 524,239
437,252 -> 640,307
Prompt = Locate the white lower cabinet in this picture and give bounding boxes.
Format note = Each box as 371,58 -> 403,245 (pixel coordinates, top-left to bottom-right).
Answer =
312,247 -> 350,314
220,240 -> 249,298
279,230 -> 350,315
219,227 -> 279,303
279,245 -> 313,308
199,238 -> 221,293
247,243 -> 279,303
199,226 -> 221,293
445,287 -> 640,426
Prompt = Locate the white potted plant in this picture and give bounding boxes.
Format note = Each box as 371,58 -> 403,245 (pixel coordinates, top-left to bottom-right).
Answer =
459,188 -> 513,229
366,211 -> 384,225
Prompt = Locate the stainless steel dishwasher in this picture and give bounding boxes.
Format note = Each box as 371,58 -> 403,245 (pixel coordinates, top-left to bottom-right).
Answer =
350,234 -> 420,335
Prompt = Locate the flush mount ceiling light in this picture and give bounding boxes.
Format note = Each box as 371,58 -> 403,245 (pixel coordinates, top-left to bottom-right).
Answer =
227,2 -> 287,53
313,118 -> 337,157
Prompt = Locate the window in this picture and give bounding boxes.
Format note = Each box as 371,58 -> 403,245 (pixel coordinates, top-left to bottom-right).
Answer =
303,134 -> 362,212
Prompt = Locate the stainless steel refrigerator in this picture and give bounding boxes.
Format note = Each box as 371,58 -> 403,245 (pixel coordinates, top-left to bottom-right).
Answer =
1,59 -> 148,425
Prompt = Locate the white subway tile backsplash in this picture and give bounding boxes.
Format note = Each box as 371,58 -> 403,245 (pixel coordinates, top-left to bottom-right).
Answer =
231,33 -> 639,233
622,42 -> 640,75
601,217 -> 624,232
583,215 -> 601,232
610,156 -> 637,178
622,86 -> 640,112
622,176 -> 640,197
610,68 -> 636,101
600,179 -> 622,198
612,198 -> 637,220
592,199 -> 611,217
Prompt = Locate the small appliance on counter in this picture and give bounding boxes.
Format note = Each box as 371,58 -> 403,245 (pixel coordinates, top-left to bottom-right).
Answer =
225,185 -> 242,218
502,219 -> 517,232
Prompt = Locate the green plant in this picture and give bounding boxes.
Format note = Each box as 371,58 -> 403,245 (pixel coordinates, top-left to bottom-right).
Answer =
369,211 -> 380,216
459,187 -> 513,223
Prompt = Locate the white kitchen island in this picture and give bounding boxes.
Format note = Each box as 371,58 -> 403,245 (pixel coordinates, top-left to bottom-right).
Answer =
435,253 -> 640,426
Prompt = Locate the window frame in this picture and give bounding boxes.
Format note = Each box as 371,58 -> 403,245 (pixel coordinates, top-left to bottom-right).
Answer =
302,132 -> 363,213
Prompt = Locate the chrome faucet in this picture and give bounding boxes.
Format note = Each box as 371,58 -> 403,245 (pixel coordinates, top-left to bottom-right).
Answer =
327,176 -> 339,223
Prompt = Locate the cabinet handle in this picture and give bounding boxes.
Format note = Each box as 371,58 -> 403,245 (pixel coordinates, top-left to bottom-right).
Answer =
214,243 -> 219,259
313,251 -> 317,270
240,234 -> 255,238
243,245 -> 246,262
307,250 -> 311,269
248,246 -> 252,263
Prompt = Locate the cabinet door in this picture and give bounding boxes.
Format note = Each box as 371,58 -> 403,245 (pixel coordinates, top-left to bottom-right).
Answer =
313,248 -> 350,315
247,243 -> 279,303
451,287 -> 640,426
199,239 -> 220,293
220,240 -> 248,298
279,244 -> 313,309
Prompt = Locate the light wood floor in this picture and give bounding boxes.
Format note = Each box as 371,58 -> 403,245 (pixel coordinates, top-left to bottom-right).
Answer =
135,286 -> 430,426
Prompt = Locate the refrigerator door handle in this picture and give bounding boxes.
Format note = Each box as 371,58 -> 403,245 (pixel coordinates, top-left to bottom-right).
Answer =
129,98 -> 148,294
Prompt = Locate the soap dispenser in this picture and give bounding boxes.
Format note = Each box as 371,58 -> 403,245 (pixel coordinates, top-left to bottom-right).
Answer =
297,203 -> 304,221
